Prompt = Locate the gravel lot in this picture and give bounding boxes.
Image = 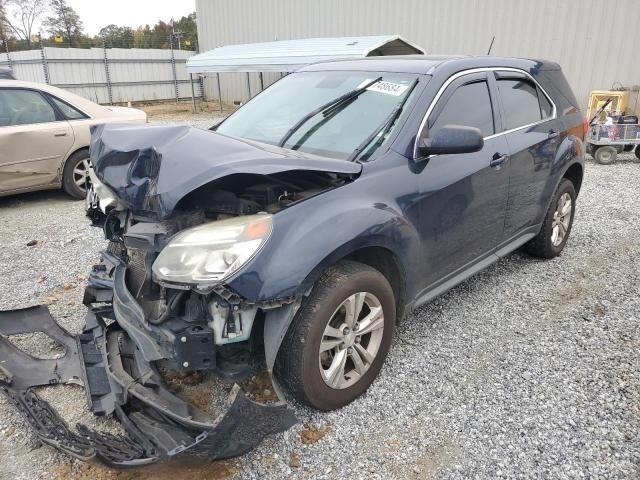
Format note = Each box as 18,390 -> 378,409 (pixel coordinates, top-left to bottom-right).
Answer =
0,111 -> 638,479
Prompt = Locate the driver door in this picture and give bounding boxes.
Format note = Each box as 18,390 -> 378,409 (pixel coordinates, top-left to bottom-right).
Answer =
0,88 -> 73,193
416,71 -> 510,289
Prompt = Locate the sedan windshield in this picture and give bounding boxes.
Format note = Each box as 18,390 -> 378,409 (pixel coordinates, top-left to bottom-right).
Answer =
216,71 -> 420,160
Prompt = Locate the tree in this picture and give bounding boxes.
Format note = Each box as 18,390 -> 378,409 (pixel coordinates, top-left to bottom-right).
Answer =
3,0 -> 47,49
173,12 -> 197,50
133,24 -> 152,49
0,0 -> 8,42
43,0 -> 83,46
149,20 -> 170,49
99,24 -> 133,48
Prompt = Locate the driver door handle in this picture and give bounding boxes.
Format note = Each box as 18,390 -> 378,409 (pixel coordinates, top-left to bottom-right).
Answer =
548,129 -> 560,139
53,132 -> 67,137
490,153 -> 508,168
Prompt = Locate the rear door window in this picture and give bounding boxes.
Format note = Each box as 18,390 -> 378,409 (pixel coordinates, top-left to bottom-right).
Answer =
497,77 -> 553,130
0,89 -> 57,126
429,80 -> 495,137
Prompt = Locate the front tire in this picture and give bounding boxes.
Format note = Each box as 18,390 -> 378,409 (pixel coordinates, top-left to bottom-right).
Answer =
62,150 -> 91,199
275,261 -> 395,411
524,179 -> 576,259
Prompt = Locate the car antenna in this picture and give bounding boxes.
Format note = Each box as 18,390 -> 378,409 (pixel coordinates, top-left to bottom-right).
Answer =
487,36 -> 495,55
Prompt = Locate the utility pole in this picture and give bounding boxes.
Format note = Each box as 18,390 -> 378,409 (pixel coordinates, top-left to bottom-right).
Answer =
170,17 -> 183,50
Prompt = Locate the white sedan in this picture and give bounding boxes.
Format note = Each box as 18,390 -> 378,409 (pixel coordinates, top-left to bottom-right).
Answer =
0,80 -> 147,198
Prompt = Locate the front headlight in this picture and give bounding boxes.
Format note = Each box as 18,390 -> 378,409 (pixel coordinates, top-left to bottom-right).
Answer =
152,214 -> 272,286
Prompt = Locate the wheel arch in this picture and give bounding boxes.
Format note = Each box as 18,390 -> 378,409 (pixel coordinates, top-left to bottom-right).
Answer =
297,241 -> 408,323
342,246 -> 406,322
60,145 -> 90,179
562,161 -> 583,196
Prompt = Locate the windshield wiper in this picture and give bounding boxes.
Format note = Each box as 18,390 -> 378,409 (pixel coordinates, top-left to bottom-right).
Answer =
346,78 -> 419,162
277,76 -> 383,148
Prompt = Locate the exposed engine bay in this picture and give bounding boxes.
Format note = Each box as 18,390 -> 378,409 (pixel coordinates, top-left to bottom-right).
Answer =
89,167 -> 347,372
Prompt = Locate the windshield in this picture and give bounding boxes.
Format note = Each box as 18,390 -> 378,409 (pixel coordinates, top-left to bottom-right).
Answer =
216,71 -> 420,160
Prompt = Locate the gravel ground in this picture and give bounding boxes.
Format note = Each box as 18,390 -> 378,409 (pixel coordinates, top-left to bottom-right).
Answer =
0,114 -> 638,479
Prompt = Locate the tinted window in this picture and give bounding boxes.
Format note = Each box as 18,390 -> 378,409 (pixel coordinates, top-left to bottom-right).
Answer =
430,81 -> 495,137
497,79 -> 543,130
49,95 -> 87,120
0,89 -> 57,126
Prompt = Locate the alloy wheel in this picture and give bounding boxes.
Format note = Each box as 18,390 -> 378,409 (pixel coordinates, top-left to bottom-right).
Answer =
72,158 -> 91,193
551,192 -> 572,247
319,291 -> 385,389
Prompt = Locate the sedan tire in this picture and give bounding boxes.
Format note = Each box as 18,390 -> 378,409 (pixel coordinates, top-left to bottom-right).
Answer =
524,178 -> 576,259
276,260 -> 395,411
62,150 -> 91,199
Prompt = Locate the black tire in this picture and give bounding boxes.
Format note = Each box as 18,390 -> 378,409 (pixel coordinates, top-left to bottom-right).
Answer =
524,178 -> 576,259
593,145 -> 617,165
275,260 -> 396,411
62,150 -> 91,199
635,145 -> 640,161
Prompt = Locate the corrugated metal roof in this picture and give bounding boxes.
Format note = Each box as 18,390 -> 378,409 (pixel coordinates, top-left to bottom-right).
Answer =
186,35 -> 424,73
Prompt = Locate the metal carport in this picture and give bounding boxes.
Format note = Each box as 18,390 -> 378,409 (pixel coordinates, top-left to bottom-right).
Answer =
185,35 -> 424,112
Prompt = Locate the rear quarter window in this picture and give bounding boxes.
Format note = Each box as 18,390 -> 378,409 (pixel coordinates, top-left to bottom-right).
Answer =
48,94 -> 88,120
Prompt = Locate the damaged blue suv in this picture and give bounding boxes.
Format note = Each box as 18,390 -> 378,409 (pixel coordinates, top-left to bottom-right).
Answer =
1,56 -> 585,466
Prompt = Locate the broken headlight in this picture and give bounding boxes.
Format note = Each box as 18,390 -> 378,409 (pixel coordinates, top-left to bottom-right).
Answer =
152,214 -> 272,286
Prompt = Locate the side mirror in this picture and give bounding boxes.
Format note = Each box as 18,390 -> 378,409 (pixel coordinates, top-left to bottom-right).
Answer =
416,125 -> 484,159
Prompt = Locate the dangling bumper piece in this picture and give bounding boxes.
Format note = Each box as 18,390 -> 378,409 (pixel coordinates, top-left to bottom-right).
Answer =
0,305 -> 296,468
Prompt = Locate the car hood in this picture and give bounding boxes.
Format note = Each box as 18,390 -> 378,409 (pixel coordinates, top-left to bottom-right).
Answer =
90,123 -> 362,219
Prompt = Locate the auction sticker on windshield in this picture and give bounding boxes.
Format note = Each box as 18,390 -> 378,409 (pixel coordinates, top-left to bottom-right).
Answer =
357,79 -> 410,96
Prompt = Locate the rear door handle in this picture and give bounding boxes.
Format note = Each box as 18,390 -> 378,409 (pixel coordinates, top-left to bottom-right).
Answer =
548,130 -> 560,139
53,132 -> 67,137
490,153 -> 508,168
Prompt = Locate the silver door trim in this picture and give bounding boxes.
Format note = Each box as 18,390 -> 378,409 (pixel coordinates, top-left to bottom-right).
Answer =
413,67 -> 557,158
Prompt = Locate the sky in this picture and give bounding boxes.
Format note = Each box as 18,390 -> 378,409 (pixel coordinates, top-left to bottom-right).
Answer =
65,0 -> 196,36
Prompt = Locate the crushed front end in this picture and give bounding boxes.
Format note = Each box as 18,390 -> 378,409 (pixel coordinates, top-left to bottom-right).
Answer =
0,124 -> 362,467
0,230 -> 298,466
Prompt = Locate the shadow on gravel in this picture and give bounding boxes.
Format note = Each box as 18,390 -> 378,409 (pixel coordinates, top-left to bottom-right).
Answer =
0,189 -> 81,208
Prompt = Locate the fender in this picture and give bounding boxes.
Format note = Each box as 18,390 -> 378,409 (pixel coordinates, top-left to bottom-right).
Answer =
538,133 -> 585,221
227,188 -> 422,303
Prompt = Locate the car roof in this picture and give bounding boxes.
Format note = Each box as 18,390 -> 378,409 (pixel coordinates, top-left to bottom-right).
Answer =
300,55 -> 561,75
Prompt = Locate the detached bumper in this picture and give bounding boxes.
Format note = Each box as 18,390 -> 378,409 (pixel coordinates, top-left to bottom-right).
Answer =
0,305 -> 296,468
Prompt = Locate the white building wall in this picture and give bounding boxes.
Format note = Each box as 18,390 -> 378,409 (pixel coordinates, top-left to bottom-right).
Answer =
195,0 -> 640,112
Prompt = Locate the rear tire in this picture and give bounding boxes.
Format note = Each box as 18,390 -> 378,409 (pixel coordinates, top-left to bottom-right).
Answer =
524,179 -> 576,259
62,150 -> 91,199
635,145 -> 640,161
275,261 -> 395,411
593,145 -> 617,165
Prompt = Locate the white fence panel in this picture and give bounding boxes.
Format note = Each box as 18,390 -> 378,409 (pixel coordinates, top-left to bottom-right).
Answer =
1,50 -> 46,84
1,47 -> 201,104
